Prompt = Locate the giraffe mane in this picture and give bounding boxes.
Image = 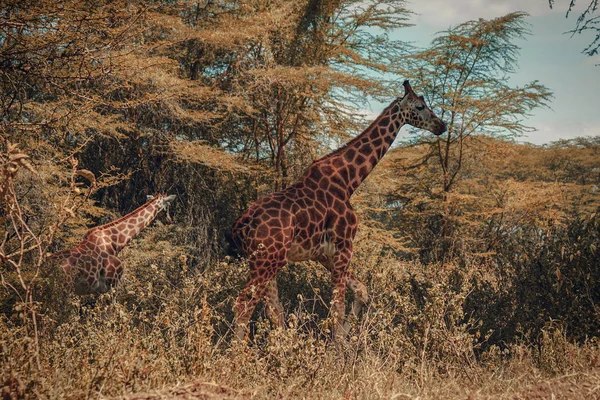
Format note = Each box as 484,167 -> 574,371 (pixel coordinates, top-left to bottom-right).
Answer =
84,195 -> 160,237
309,100 -> 399,167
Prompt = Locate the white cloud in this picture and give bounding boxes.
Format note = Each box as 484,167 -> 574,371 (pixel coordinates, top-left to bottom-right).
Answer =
583,54 -> 600,66
522,120 -> 600,145
406,0 -> 591,29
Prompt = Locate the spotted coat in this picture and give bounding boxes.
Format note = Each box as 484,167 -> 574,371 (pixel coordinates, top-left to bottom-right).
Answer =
52,194 -> 176,295
231,80 -> 447,340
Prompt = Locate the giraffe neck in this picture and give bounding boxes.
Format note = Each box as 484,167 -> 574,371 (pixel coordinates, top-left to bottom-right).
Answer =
88,198 -> 162,252
302,100 -> 404,198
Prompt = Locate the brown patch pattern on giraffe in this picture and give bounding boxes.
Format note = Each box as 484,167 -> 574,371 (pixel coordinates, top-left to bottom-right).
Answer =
51,194 -> 176,295
231,80 -> 446,341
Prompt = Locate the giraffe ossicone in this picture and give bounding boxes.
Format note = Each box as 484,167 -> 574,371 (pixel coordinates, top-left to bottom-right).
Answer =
230,80 -> 446,341
50,193 -> 176,295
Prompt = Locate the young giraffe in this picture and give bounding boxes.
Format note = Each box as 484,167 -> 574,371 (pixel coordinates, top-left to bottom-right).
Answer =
51,194 -> 176,295
230,80 -> 447,341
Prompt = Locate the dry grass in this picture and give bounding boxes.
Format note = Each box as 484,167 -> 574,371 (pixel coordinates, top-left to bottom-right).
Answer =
2,223 -> 600,399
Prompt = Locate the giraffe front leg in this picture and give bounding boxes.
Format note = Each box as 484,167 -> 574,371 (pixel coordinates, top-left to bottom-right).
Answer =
345,274 -> 368,333
233,262 -> 282,342
319,250 -> 364,339
328,248 -> 354,341
264,279 -> 285,330
331,268 -> 349,340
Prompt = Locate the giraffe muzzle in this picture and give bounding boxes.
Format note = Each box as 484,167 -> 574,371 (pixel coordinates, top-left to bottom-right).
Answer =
433,120 -> 447,135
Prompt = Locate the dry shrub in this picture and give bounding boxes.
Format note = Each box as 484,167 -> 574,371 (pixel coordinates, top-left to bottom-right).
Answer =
2,219 -> 600,399
2,136 -> 600,399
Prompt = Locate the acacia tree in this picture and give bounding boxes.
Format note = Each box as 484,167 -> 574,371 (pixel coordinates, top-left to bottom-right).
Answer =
162,0 -> 413,189
387,12 -> 553,262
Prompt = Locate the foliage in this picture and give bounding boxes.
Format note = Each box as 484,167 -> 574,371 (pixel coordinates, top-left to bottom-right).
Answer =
1,0 -> 416,256
2,212 -> 600,398
407,12 -> 552,190
370,136 -> 600,343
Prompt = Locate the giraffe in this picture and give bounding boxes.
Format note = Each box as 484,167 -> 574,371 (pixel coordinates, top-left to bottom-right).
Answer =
230,80 -> 446,341
50,194 -> 176,295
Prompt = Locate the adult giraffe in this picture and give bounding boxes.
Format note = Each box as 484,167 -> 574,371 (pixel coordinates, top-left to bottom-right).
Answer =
51,194 -> 176,295
230,80 -> 446,341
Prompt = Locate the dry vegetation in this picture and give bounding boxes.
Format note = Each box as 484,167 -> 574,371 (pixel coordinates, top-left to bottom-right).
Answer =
2,137 -> 599,399
2,1 -> 600,399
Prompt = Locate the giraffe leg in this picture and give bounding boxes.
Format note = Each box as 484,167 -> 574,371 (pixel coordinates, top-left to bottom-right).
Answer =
96,267 -> 108,294
318,251 -> 366,338
71,254 -> 101,295
318,248 -> 353,340
264,279 -> 285,330
60,257 -> 76,291
345,274 -> 368,333
233,277 -> 265,341
347,274 -> 368,317
234,262 -> 283,342
331,266 -> 349,340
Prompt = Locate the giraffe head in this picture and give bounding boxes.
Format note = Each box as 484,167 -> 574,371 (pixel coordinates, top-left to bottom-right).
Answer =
397,80 -> 446,136
147,193 -> 177,221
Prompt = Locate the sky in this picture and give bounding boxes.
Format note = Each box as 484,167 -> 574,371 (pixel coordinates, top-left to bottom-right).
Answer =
377,0 -> 600,145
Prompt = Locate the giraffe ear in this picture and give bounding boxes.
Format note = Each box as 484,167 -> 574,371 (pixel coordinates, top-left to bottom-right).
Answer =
164,195 -> 176,203
147,195 -> 155,201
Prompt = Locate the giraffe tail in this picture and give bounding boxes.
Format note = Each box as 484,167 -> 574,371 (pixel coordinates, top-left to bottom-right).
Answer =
223,229 -> 241,258
47,249 -> 71,262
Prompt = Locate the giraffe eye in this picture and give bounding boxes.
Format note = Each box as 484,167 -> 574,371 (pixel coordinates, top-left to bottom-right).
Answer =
415,105 -> 425,111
